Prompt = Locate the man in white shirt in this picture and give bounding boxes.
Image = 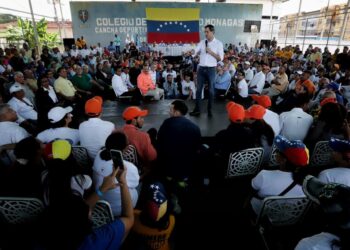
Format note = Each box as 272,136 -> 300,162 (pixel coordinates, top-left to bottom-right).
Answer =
243,61 -> 254,83
79,97 -> 115,159
190,24 -> 224,117
8,85 -> 37,122
279,95 -> 313,141
248,64 -> 266,94
112,66 -> 140,104
0,104 -> 29,147
251,95 -> 280,136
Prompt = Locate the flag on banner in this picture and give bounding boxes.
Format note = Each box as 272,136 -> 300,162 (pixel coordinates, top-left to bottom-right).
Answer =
146,8 -> 200,43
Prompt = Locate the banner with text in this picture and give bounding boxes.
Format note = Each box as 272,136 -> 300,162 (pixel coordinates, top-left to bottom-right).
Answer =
70,2 -> 262,47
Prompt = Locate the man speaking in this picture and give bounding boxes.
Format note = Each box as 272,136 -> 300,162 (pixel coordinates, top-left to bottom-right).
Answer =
190,24 -> 224,117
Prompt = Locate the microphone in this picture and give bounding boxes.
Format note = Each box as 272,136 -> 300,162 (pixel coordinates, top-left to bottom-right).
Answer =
205,40 -> 208,53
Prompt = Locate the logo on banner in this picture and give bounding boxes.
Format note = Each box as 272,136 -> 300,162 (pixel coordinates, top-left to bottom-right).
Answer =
79,10 -> 89,23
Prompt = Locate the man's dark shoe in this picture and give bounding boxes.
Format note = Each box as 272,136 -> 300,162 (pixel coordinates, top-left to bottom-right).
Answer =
208,110 -> 213,117
190,110 -> 200,116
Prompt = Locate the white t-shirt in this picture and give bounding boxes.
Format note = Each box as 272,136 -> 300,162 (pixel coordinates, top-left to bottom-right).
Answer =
181,80 -> 196,97
93,153 -> 139,216
263,109 -> 280,137
295,232 -> 340,250
251,169 -> 305,214
79,118 -> 115,159
0,121 -> 30,146
318,167 -> 350,187
279,108 -> 313,141
237,79 -> 248,98
37,127 -> 80,145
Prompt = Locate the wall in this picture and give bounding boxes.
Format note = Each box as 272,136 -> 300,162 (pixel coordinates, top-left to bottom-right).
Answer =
70,1 -> 262,47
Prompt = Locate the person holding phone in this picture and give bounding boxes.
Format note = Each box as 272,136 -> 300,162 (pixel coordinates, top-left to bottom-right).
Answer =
40,155 -> 134,250
93,132 -> 140,216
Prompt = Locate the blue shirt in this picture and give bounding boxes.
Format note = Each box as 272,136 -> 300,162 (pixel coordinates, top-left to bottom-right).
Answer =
78,219 -> 125,250
215,71 -> 231,90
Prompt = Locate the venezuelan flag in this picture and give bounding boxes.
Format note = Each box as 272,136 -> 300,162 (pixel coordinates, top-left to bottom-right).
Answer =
146,8 -> 200,43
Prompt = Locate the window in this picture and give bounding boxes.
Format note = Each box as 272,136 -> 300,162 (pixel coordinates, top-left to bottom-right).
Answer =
244,20 -> 261,32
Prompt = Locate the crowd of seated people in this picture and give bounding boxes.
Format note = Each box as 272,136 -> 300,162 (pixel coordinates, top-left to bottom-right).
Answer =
1,39 -> 350,249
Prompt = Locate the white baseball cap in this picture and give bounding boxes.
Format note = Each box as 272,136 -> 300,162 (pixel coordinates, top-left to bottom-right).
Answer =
48,106 -> 73,123
9,84 -> 24,94
244,61 -> 250,65
296,70 -> 303,75
217,61 -> 224,67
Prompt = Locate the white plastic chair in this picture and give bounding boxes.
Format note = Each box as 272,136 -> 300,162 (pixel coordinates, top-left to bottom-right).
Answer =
310,141 -> 333,167
0,197 -> 44,224
91,200 -> 114,229
226,147 -> 264,178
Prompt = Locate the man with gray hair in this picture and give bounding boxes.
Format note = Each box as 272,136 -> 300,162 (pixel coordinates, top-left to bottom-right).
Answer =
12,71 -> 35,105
0,104 -> 29,147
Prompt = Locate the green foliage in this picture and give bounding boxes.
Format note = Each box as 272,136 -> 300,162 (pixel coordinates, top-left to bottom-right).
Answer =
5,18 -> 60,48
0,14 -> 17,24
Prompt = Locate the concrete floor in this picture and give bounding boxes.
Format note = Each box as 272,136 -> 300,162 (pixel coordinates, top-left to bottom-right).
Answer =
102,99 -> 230,137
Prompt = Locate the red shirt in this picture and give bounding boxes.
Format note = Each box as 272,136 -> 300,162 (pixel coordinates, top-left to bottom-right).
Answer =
122,124 -> 157,165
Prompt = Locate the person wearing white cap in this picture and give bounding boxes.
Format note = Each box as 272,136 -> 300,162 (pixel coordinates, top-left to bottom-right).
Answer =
36,106 -> 79,145
0,104 -> 29,148
243,61 -> 254,83
7,84 -> 37,122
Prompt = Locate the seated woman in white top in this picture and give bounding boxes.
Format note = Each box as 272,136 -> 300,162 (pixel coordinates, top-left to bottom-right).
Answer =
250,135 -> 308,215
93,131 -> 140,217
318,138 -> 350,187
37,106 -> 79,145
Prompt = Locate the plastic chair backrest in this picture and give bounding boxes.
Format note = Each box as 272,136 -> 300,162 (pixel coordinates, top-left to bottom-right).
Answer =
91,200 -> 114,229
310,141 -> 333,167
226,147 -> 264,178
0,197 -> 44,224
256,196 -> 310,227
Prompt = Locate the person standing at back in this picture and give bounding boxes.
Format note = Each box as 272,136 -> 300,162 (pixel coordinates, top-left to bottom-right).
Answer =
190,25 -> 224,117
